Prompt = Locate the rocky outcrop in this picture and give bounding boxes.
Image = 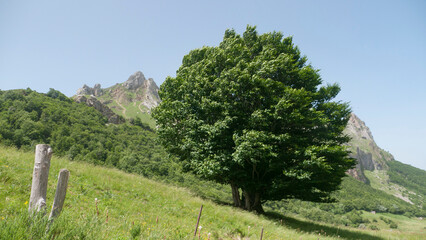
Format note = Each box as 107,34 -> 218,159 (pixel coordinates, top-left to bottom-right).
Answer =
76,84 -> 103,97
123,71 -> 146,90
346,113 -> 374,142
347,166 -> 369,183
74,95 -> 124,124
93,84 -> 102,96
348,147 -> 374,183
355,147 -> 375,171
345,113 -> 393,182
141,78 -> 160,110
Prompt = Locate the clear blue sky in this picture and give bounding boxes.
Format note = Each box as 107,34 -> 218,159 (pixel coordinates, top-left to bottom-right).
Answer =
1,0 -> 425,170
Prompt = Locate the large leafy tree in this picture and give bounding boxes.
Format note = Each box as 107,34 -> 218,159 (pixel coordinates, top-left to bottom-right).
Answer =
153,26 -> 355,213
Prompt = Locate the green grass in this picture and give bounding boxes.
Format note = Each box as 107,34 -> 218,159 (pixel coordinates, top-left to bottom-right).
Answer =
1,145 -> 425,239
365,170 -> 415,204
105,100 -> 156,128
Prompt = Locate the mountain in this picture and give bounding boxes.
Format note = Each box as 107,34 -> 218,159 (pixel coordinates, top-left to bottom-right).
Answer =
345,113 -> 425,208
74,71 -> 161,126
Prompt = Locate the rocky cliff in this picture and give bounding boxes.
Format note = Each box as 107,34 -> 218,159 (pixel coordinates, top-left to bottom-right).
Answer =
108,71 -> 160,110
76,83 -> 103,97
345,113 -> 394,182
73,95 -> 124,124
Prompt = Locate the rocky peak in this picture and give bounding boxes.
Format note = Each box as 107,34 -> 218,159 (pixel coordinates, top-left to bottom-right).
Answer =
346,113 -> 374,142
123,71 -> 146,90
93,83 -> 102,96
345,113 -> 394,182
76,83 -> 103,97
74,70 -> 161,119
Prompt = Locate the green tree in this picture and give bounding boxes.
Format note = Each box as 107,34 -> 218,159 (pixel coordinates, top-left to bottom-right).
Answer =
153,26 -> 354,213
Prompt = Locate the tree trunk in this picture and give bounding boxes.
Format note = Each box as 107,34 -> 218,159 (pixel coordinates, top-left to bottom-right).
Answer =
29,144 -> 53,213
231,183 -> 241,208
253,192 -> 264,214
243,191 -> 252,211
242,190 -> 264,214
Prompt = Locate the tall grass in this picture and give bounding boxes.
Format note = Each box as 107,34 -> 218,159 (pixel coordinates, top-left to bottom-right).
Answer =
1,145 -> 424,239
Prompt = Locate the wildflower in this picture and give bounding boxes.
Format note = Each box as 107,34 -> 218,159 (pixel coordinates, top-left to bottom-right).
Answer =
5,165 -> 8,168
24,201 -> 28,205
1,217 -> 4,220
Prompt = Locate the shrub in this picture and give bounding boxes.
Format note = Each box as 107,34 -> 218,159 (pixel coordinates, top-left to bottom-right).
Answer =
369,225 -> 379,230
389,222 -> 398,229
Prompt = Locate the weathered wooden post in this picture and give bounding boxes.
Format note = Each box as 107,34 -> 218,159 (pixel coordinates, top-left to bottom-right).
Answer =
49,169 -> 70,220
29,144 -> 53,213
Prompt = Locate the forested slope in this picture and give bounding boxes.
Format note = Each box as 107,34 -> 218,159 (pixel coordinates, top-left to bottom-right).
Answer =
0,88 -> 165,177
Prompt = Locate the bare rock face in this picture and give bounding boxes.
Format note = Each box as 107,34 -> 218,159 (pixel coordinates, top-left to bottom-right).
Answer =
141,78 -> 160,110
348,147 -> 374,183
76,84 -> 92,95
345,113 -> 392,182
123,71 -> 146,90
93,84 -> 102,96
346,113 -> 374,142
76,84 -> 103,97
347,167 -> 369,183
74,95 -> 124,124
354,147 -> 375,171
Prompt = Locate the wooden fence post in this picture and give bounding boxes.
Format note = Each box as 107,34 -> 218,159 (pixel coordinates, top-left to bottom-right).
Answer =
49,169 -> 70,220
29,144 -> 53,213
194,205 -> 203,237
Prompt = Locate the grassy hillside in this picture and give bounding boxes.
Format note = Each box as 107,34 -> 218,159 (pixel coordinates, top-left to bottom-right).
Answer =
268,175 -> 425,232
103,99 -> 156,128
2,146 -> 425,239
388,160 -> 426,196
387,160 -> 426,208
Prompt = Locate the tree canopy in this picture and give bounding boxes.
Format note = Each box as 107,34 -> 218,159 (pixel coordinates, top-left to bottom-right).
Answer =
153,26 -> 355,213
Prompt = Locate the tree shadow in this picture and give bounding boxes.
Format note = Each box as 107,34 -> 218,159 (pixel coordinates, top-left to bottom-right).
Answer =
264,211 -> 384,240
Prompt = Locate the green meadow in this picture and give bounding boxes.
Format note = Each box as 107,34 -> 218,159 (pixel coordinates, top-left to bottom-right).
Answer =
1,145 -> 424,239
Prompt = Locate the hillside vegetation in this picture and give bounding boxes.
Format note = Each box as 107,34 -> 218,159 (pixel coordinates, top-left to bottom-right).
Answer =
1,88 -> 425,238
0,88 -> 164,177
388,160 -> 426,197
1,146 -> 425,239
